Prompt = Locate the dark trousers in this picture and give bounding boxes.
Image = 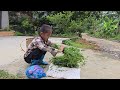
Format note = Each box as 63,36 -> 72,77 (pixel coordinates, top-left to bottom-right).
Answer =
24,48 -> 47,65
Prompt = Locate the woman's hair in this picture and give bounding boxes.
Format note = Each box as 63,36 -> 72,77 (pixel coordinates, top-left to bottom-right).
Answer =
38,24 -> 52,34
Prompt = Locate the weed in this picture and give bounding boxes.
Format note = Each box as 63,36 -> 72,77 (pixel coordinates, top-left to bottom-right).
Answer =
0,70 -> 18,79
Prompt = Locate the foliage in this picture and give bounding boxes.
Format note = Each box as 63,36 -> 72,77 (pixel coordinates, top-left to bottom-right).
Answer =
68,20 -> 83,36
51,44 -> 60,49
110,34 -> 120,40
89,16 -> 119,38
101,17 -> 119,38
51,33 -> 76,38
51,47 -> 85,68
62,38 -> 94,49
0,70 -> 18,79
62,39 -> 72,46
21,16 -> 35,34
9,11 -> 120,40
47,11 -> 74,34
15,31 -> 24,36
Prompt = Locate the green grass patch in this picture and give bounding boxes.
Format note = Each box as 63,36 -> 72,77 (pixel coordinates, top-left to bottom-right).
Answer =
14,31 -> 25,36
110,34 -> 120,40
89,32 -> 120,41
51,34 -> 78,38
62,37 -> 95,49
0,70 -> 18,79
71,42 -> 94,49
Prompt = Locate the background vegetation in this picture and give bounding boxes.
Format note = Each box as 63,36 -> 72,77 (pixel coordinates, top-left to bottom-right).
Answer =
9,11 -> 120,40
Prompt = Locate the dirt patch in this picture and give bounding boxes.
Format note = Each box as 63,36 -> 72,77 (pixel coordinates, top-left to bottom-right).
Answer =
82,33 -> 120,59
75,38 -> 100,50
80,49 -> 120,79
0,31 -> 15,36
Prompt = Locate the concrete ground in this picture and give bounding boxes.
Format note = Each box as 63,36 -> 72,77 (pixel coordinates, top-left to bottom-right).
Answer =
0,36 -> 27,66
1,35 -> 120,79
0,36 -> 68,65
0,36 -> 68,79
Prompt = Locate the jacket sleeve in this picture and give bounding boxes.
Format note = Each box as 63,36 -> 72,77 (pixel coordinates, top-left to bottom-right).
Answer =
35,39 -> 58,56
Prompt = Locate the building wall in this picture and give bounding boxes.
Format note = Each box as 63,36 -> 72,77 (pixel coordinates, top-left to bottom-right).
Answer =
0,11 -> 2,29
1,11 -> 9,29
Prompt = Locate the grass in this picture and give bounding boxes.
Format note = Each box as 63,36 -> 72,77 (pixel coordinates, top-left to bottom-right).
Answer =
0,70 -> 26,79
0,70 -> 18,79
14,31 -> 36,36
89,32 -> 120,41
51,34 -> 78,38
14,31 -> 25,36
69,41 -> 94,49
62,37 -> 96,49
110,34 -> 120,41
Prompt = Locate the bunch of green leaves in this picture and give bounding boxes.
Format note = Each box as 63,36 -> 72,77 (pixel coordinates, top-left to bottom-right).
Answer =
51,47 -> 85,68
51,44 -> 60,49
62,39 -> 73,46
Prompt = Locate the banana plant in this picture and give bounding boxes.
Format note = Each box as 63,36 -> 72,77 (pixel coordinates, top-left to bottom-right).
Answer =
101,16 -> 119,38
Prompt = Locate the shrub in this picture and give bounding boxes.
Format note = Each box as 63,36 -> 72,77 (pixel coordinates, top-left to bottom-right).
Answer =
46,11 -> 74,34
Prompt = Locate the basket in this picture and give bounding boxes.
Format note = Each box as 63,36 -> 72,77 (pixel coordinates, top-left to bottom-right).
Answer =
26,38 -> 34,48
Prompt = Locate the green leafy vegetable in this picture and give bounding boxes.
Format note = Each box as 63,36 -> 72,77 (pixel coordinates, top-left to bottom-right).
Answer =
51,47 -> 85,68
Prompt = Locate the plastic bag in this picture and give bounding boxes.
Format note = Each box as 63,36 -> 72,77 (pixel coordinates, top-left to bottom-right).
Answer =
25,65 -> 46,79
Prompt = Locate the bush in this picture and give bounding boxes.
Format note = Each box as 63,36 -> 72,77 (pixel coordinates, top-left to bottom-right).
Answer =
68,20 -> 83,35
51,47 -> 85,68
46,11 -> 85,37
9,13 -> 35,36
87,16 -> 119,39
46,11 -> 74,34
21,17 -> 35,35
111,34 -> 120,40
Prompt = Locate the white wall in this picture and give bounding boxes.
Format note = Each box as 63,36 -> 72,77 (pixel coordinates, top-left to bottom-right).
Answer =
1,11 -> 9,29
